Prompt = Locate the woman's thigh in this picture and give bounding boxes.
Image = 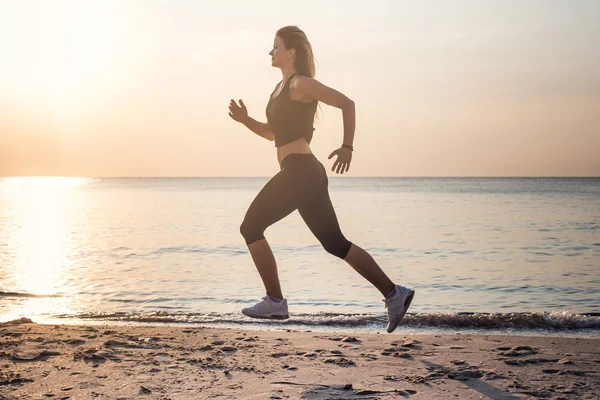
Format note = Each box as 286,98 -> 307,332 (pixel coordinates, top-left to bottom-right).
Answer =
242,167 -> 303,232
298,184 -> 344,242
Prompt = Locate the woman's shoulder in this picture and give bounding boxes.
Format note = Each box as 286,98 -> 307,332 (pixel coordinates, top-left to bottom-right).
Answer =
289,75 -> 320,103
291,74 -> 313,83
291,75 -> 324,94
290,74 -> 318,90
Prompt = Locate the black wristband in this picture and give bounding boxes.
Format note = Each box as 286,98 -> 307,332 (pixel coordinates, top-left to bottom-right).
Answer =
342,144 -> 354,151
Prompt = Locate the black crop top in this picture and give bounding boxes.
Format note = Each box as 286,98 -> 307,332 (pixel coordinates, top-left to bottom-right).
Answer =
266,73 -> 318,147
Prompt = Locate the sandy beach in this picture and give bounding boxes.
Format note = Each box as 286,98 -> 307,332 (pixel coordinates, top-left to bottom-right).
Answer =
0,318 -> 598,399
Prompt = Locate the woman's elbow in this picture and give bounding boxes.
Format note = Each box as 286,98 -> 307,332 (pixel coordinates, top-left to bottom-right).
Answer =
342,98 -> 355,111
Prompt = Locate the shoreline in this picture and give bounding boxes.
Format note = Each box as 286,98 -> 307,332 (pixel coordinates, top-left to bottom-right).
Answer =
1,318 -> 598,399
3,309 -> 599,335
7,320 -> 600,340
3,312 -> 599,339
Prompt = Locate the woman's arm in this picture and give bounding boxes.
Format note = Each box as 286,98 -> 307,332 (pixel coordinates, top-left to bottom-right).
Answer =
229,99 -> 275,141
241,116 -> 275,141
292,77 -> 355,148
292,77 -> 355,174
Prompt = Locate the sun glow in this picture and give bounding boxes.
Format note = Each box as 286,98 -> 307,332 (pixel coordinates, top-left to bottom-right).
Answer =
0,177 -> 88,321
43,2 -> 121,121
1,1 -> 123,123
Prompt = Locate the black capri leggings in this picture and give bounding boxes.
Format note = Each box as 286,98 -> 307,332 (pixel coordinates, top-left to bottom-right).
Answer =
240,153 -> 353,259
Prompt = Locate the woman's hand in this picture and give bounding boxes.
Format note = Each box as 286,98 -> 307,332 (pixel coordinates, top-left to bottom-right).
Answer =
328,147 -> 353,174
229,99 -> 248,123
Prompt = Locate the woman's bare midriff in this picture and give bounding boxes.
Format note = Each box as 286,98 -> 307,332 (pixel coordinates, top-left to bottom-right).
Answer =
277,136 -> 312,166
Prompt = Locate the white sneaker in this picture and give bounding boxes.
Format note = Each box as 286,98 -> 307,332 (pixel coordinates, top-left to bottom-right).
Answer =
384,285 -> 415,333
242,296 -> 289,320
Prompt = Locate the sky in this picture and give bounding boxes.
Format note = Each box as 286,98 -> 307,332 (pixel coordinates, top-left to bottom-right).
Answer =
1,0 -> 599,177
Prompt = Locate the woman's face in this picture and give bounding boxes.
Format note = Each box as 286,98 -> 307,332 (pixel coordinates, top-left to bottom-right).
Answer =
269,36 -> 293,68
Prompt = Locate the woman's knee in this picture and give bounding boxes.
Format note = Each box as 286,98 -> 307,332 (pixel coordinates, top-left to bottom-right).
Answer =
321,233 -> 352,259
240,219 -> 265,245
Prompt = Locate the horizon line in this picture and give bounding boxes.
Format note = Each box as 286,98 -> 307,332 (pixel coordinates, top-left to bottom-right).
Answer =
1,175 -> 599,179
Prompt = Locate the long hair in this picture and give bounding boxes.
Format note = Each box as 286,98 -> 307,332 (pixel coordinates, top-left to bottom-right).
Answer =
276,26 -> 316,78
276,26 -> 321,120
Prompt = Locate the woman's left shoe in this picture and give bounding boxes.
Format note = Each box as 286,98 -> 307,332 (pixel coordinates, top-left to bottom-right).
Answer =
242,296 -> 289,320
384,285 -> 415,333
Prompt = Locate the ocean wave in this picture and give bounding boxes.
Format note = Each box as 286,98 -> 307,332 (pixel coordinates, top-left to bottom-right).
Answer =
54,311 -> 600,330
0,291 -> 61,298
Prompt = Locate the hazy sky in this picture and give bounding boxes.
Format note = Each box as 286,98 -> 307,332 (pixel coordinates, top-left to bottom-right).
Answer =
1,0 -> 599,177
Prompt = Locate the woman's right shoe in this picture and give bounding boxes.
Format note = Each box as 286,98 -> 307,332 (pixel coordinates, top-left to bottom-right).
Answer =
384,285 -> 415,333
242,296 -> 289,320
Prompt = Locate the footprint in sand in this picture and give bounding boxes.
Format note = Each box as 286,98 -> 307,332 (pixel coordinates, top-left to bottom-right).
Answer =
0,371 -> 34,385
499,346 -> 538,357
10,350 -> 61,362
323,357 -> 356,367
401,339 -> 421,348
62,339 -> 86,345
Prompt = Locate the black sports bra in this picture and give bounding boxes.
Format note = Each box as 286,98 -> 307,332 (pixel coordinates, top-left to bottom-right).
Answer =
266,73 -> 318,147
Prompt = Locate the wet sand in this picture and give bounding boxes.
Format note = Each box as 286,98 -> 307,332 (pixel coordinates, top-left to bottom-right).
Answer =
1,318 -> 598,399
